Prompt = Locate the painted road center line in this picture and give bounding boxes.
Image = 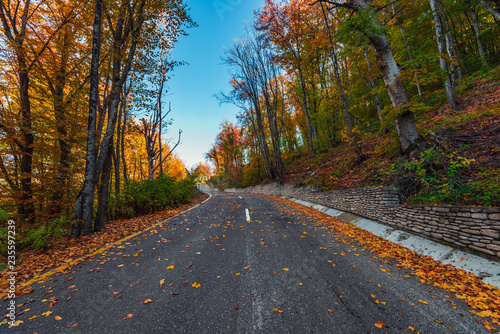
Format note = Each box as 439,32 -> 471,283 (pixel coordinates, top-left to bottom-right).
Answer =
245,209 -> 251,222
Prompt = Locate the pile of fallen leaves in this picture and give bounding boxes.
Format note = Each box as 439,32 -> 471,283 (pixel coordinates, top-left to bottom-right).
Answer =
0,194 -> 209,298
272,196 -> 500,329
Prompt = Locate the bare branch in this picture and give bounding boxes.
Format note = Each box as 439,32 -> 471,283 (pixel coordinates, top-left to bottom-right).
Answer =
154,129 -> 182,172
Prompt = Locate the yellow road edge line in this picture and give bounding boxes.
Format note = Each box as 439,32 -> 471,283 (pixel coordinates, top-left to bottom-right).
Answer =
1,192 -> 213,298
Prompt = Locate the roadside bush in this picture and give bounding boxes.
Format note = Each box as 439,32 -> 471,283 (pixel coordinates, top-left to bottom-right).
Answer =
110,176 -> 195,219
383,147 -> 488,206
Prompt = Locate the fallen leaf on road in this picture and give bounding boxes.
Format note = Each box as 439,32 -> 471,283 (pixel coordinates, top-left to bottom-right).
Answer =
327,308 -> 333,312
282,268 -> 289,271
167,265 -> 175,270
8,320 -> 23,328
160,279 -> 165,287
234,304 -> 238,310
55,316 -> 62,321
71,323 -> 78,328
273,308 -> 284,313
374,321 -> 387,328
192,282 -> 201,289
122,314 -> 134,320
419,300 -> 429,305
42,311 -> 53,317
143,299 -> 153,304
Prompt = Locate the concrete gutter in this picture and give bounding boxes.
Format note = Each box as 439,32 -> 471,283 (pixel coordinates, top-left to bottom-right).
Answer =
281,196 -> 500,290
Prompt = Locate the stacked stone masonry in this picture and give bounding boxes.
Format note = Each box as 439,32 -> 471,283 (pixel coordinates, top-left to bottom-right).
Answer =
225,183 -> 500,259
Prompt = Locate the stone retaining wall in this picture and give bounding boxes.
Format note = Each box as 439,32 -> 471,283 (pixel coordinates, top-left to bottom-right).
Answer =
225,183 -> 500,258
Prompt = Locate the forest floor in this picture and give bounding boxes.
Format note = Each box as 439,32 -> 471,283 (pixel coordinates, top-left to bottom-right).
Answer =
0,192 -> 209,298
280,70 -> 500,208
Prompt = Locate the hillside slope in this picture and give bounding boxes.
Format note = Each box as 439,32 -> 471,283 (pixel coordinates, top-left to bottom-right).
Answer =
279,72 -> 500,207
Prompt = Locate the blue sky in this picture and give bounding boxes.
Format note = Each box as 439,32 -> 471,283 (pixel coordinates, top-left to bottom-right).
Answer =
165,0 -> 264,169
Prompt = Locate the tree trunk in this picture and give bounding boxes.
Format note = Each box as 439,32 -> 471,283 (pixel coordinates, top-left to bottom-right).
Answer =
114,105 -> 122,195
297,65 -> 316,157
369,34 -> 420,152
437,0 -> 463,82
464,0 -> 488,67
18,55 -> 36,224
47,25 -> 72,217
363,49 -> 385,128
392,5 -> 425,104
430,0 -> 458,110
121,106 -> 128,185
320,2 -> 362,162
71,0 -> 102,238
94,141 -> 113,232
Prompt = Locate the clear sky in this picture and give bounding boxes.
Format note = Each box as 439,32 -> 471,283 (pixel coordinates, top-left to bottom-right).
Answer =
165,0 -> 264,169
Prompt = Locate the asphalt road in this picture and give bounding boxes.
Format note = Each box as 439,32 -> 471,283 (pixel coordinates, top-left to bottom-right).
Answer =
1,191 -> 492,333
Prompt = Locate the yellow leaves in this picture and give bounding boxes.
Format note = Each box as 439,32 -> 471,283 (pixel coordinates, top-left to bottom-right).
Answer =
8,320 -> 23,328
160,279 -> 165,287
418,300 -> 428,305
42,311 -> 53,317
192,282 -> 201,289
282,268 -> 290,271
117,264 -> 124,267
167,265 -> 175,270
476,310 -> 494,318
374,321 -> 387,328
408,325 -> 415,331
235,272 -> 241,276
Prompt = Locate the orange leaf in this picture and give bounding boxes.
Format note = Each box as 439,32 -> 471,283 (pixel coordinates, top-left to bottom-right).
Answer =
234,304 -> 239,310
55,316 -> 62,321
374,322 -> 387,328
122,314 -> 134,320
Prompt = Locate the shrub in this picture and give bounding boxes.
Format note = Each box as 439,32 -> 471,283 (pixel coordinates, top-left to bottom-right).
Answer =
110,176 -> 196,219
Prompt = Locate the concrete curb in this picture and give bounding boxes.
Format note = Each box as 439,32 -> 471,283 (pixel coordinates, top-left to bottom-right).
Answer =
281,196 -> 500,289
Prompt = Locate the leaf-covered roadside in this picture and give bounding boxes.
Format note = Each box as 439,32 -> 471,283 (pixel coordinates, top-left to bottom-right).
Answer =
271,195 -> 500,329
0,194 -> 209,298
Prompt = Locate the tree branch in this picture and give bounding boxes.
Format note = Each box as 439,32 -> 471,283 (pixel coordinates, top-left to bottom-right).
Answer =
154,129 -> 182,172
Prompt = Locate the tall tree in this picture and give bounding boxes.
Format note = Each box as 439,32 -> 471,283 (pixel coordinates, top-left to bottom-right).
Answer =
430,0 -> 458,110
0,0 -> 74,223
71,0 -> 102,237
315,0 -> 421,154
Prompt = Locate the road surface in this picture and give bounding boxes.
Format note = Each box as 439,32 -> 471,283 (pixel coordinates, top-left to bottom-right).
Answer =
1,191 -> 491,333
